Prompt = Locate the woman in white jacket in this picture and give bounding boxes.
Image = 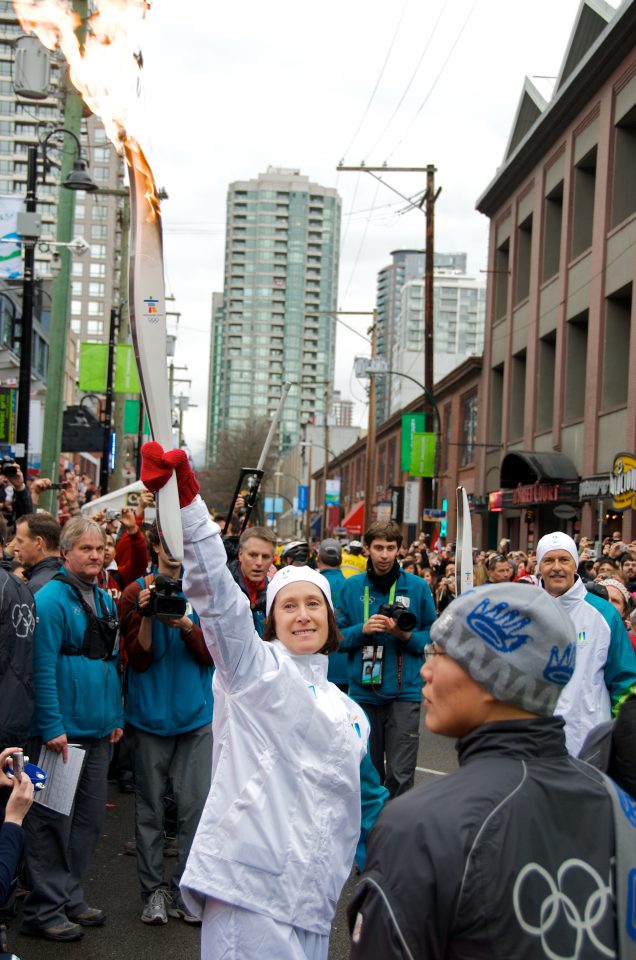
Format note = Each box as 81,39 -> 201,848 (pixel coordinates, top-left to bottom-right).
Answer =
141,443 -> 383,960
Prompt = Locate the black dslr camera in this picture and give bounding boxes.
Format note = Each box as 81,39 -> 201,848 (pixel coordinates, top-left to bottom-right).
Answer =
378,602 -> 417,632
0,460 -> 18,477
148,575 -> 187,622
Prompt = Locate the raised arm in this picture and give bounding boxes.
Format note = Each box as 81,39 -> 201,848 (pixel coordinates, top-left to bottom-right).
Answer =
141,443 -> 273,690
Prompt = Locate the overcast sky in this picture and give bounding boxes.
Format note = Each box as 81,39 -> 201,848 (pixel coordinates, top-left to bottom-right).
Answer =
129,0 -> 602,460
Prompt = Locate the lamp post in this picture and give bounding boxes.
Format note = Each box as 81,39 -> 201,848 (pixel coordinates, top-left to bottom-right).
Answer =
15,129 -> 96,478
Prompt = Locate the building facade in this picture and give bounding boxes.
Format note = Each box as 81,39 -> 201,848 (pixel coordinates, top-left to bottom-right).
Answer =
476,0 -> 636,547
389,270 -> 485,414
207,167 -> 341,462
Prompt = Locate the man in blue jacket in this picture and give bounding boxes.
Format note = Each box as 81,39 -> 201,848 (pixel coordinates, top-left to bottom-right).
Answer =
118,524 -> 213,927
337,520 -> 436,796
21,517 -> 123,942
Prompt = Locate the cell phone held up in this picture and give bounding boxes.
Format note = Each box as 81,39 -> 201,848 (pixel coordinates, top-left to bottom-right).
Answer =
0,460 -> 18,477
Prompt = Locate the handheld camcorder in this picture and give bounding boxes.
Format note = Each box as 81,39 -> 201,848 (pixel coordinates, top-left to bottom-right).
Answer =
148,574 -> 187,622
0,460 -> 18,477
378,602 -> 417,633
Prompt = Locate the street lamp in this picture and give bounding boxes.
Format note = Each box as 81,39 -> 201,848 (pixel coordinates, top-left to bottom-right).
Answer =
15,128 -> 96,476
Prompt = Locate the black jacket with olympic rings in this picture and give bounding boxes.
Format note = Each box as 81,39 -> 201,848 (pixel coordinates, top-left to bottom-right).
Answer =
348,716 -> 621,960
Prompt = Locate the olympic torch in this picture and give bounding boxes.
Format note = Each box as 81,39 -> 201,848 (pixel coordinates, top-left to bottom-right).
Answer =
125,138 -> 183,561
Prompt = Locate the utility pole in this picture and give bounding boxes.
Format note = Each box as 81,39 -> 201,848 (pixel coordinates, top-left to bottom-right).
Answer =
39,0 -> 87,506
337,163 -> 440,513
304,441 -> 313,543
321,380 -> 330,539
363,314 -> 377,530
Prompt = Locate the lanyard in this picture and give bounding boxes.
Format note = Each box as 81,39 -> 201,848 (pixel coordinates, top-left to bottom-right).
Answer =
364,581 -> 396,621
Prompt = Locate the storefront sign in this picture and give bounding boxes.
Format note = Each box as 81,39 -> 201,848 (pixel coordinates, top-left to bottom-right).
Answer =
610,452 -> 636,511
579,477 -> 611,499
512,482 -> 560,505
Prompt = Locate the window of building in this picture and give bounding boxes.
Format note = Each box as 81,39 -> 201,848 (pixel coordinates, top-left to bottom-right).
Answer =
71,318 -> 81,334
460,391 -> 478,467
71,300 -> 81,315
91,223 -> 108,240
542,181 -> 563,282
74,203 -> 85,220
90,243 -> 106,258
514,212 -> 532,304
611,105 -> 636,227
563,312 -> 588,423
87,300 -> 102,316
494,237 -> 509,320
602,284 -> 631,409
87,319 -> 103,336
490,363 -> 504,444
536,331 -> 556,431
509,351 -> 526,439
571,145 -> 597,259
72,262 -> 84,277
88,282 -> 104,297
71,281 -> 82,297
89,262 -> 106,277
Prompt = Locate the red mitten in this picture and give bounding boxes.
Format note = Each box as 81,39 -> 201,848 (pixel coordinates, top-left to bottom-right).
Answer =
140,441 -> 172,492
164,448 -> 200,508
140,443 -> 199,508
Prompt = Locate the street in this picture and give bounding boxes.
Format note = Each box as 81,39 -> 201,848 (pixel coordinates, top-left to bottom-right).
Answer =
8,719 -> 458,960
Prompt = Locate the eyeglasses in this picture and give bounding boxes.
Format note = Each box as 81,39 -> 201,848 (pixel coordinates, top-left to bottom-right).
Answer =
424,644 -> 447,663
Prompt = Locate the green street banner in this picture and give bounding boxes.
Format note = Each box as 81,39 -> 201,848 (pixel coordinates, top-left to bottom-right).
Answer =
409,432 -> 436,478
114,345 -> 140,394
0,386 -> 16,444
401,412 -> 426,471
124,398 -> 149,435
79,343 -> 108,392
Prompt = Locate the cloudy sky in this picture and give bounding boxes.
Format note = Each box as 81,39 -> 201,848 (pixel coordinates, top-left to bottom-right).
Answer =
129,0 -> 601,460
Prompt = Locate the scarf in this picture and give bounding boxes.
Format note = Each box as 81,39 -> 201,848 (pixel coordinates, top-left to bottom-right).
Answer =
366,558 -> 401,594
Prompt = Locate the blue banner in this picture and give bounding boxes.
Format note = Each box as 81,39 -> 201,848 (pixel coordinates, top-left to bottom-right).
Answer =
297,484 -> 308,512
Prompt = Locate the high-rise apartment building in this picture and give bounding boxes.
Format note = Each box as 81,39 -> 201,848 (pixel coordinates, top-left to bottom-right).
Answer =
207,167 -> 341,462
389,270 -> 486,414
375,249 -> 468,423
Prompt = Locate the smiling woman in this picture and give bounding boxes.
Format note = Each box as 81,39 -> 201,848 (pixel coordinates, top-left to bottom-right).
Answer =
140,443 -> 388,960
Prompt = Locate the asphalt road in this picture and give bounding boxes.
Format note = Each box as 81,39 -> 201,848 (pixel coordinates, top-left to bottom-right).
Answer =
7,716 -> 458,960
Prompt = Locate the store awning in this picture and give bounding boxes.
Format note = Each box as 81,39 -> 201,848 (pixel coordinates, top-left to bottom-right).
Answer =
500,451 -> 579,488
341,501 -> 364,535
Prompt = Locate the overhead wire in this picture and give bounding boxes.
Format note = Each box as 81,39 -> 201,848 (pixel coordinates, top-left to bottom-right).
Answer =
339,0 -> 410,162
362,0 -> 450,161
386,0 -> 480,162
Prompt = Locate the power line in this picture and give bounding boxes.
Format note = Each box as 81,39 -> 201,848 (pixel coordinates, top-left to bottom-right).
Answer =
386,0 -> 480,162
340,0 -> 410,161
363,0 -> 450,161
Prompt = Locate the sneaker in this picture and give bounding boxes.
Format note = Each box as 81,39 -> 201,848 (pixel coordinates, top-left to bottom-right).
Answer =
167,898 -> 201,925
20,918 -> 84,942
141,889 -> 169,925
67,906 -> 106,927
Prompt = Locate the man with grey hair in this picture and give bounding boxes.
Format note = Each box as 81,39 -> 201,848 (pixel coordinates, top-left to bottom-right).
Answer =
21,516 -> 123,943
349,583 -> 633,959
536,530 -> 636,755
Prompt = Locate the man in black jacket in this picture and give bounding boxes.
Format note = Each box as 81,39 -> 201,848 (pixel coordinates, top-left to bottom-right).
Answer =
14,514 -> 61,595
349,583 -> 630,959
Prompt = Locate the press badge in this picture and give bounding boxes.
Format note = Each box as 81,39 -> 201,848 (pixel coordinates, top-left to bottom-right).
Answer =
361,644 -> 383,686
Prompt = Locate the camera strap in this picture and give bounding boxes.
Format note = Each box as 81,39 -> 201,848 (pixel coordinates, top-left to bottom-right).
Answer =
363,582 -> 396,622
55,573 -> 119,661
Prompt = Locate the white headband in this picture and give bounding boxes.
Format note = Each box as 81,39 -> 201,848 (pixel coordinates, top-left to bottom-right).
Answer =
266,565 -> 333,616
536,532 -> 578,569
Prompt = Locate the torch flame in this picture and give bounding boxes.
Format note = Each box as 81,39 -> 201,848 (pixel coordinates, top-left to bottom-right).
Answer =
13,0 -> 160,221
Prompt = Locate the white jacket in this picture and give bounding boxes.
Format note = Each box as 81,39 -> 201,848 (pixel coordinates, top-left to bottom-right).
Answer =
179,497 -> 369,935
553,577 -> 613,755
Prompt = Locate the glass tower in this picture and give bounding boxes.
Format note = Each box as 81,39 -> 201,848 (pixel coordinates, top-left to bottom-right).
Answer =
207,167 -> 341,463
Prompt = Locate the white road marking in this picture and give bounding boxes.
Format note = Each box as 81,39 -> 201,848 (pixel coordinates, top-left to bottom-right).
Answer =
415,766 -> 446,776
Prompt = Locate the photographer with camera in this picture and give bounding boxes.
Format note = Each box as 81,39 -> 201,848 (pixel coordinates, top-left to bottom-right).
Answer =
337,520 -> 437,797
0,463 -> 34,528
118,523 -> 213,927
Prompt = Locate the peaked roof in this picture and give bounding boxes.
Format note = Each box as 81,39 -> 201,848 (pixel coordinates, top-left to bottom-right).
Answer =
555,0 -> 617,91
504,78 -> 548,162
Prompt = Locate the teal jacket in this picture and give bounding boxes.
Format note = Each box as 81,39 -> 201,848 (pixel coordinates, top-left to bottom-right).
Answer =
321,566 -> 349,686
123,578 -> 213,736
337,569 -> 436,704
33,577 -> 123,742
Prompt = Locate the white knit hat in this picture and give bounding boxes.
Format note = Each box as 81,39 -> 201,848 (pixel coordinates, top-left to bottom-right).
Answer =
536,532 -> 578,569
266,565 -> 333,616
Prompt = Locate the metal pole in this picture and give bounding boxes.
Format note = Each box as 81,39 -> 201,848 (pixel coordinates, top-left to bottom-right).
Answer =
113,191 -> 130,486
39,0 -> 88,508
16,144 -> 38,477
424,164 -> 436,511
305,442 -> 313,543
321,381 -> 330,539
363,312 -> 377,531
100,307 -> 118,495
